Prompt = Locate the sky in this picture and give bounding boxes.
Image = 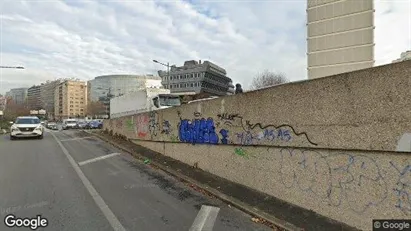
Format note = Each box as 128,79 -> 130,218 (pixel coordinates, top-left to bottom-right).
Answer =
0,0 -> 410,94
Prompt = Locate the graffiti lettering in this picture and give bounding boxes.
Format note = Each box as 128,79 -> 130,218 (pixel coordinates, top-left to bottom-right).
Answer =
217,113 -> 239,121
219,129 -> 229,144
262,129 -> 291,142
161,120 -> 172,135
235,129 -> 292,145
390,162 -> 411,214
125,117 -> 133,130
235,131 -> 254,145
179,118 -> 219,144
148,111 -> 159,137
246,121 -> 317,146
279,148 -> 387,214
136,115 -> 149,138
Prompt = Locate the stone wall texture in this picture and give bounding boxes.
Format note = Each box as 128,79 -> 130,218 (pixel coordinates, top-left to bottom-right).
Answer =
104,60 -> 411,230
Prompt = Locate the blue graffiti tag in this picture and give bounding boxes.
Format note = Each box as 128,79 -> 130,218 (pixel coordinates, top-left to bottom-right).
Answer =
219,129 -> 229,144
179,118 -> 219,144
390,162 -> 411,214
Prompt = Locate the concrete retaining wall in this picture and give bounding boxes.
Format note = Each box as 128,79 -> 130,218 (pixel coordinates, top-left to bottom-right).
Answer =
104,60 -> 411,230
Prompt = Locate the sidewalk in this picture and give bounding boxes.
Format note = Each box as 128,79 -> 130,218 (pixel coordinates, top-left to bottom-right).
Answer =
84,130 -> 359,231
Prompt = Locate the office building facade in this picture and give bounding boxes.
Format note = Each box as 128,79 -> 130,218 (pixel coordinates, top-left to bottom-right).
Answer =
157,60 -> 233,96
5,88 -> 28,105
27,85 -> 42,110
87,74 -> 162,117
307,0 -> 375,79
54,80 -> 87,119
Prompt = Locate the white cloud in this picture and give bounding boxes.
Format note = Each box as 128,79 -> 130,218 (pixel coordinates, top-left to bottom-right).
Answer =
374,0 -> 411,65
0,0 -> 410,94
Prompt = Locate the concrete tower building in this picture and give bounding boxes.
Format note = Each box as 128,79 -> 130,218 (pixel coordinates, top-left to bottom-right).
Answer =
307,0 -> 375,79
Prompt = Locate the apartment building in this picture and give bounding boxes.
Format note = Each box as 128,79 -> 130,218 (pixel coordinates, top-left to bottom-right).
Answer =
40,79 -> 67,119
54,80 -> 87,119
307,0 -> 375,79
27,85 -> 42,110
157,60 -> 233,96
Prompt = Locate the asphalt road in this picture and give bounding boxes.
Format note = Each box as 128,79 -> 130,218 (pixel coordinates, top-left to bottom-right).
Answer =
0,129 -> 271,231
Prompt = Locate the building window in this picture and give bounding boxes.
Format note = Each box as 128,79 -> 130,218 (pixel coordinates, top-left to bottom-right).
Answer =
191,83 -> 194,87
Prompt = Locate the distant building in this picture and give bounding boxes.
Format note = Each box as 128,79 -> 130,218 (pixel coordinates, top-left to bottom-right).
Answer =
5,88 -> 28,105
27,85 -> 42,110
87,74 -> 162,117
157,60 -> 233,96
227,81 -> 235,95
54,80 -> 87,119
392,50 -> 411,63
0,96 -> 6,111
307,0 -> 375,79
40,79 -> 67,120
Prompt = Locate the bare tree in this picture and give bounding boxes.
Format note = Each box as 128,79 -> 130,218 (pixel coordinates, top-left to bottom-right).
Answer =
250,70 -> 289,90
3,98 -> 30,120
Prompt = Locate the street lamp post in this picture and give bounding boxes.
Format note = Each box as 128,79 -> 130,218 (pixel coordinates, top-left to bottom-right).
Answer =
153,60 -> 170,89
0,66 -> 24,69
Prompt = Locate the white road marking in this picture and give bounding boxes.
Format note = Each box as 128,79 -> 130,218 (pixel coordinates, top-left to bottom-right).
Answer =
60,136 -> 94,142
50,132 -> 126,231
189,205 -> 220,231
78,153 -> 121,166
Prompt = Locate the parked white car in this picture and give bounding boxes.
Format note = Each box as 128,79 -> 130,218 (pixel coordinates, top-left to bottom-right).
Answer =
10,116 -> 44,140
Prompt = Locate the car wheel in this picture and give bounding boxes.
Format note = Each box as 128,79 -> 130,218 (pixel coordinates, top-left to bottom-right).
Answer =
10,136 -> 15,140
38,134 -> 44,139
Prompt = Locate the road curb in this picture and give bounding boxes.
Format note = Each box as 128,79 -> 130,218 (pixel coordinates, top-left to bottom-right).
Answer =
86,131 -> 302,231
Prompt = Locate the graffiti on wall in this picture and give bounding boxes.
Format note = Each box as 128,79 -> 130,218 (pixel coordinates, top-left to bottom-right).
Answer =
179,118 -> 221,144
216,112 -> 317,146
173,110 -> 317,146
276,148 -> 388,214
229,147 -> 411,215
125,116 -> 134,131
148,111 -> 159,137
161,120 -> 172,135
115,119 -> 123,129
390,161 -> 411,214
135,114 -> 149,138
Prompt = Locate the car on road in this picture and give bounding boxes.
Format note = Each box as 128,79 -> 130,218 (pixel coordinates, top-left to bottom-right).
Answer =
85,120 -> 103,129
10,116 -> 44,140
64,119 -> 78,129
75,121 -> 88,129
46,122 -> 58,130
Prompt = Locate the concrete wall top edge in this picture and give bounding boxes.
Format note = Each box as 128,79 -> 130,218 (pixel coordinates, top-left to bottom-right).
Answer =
106,60 -> 411,152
